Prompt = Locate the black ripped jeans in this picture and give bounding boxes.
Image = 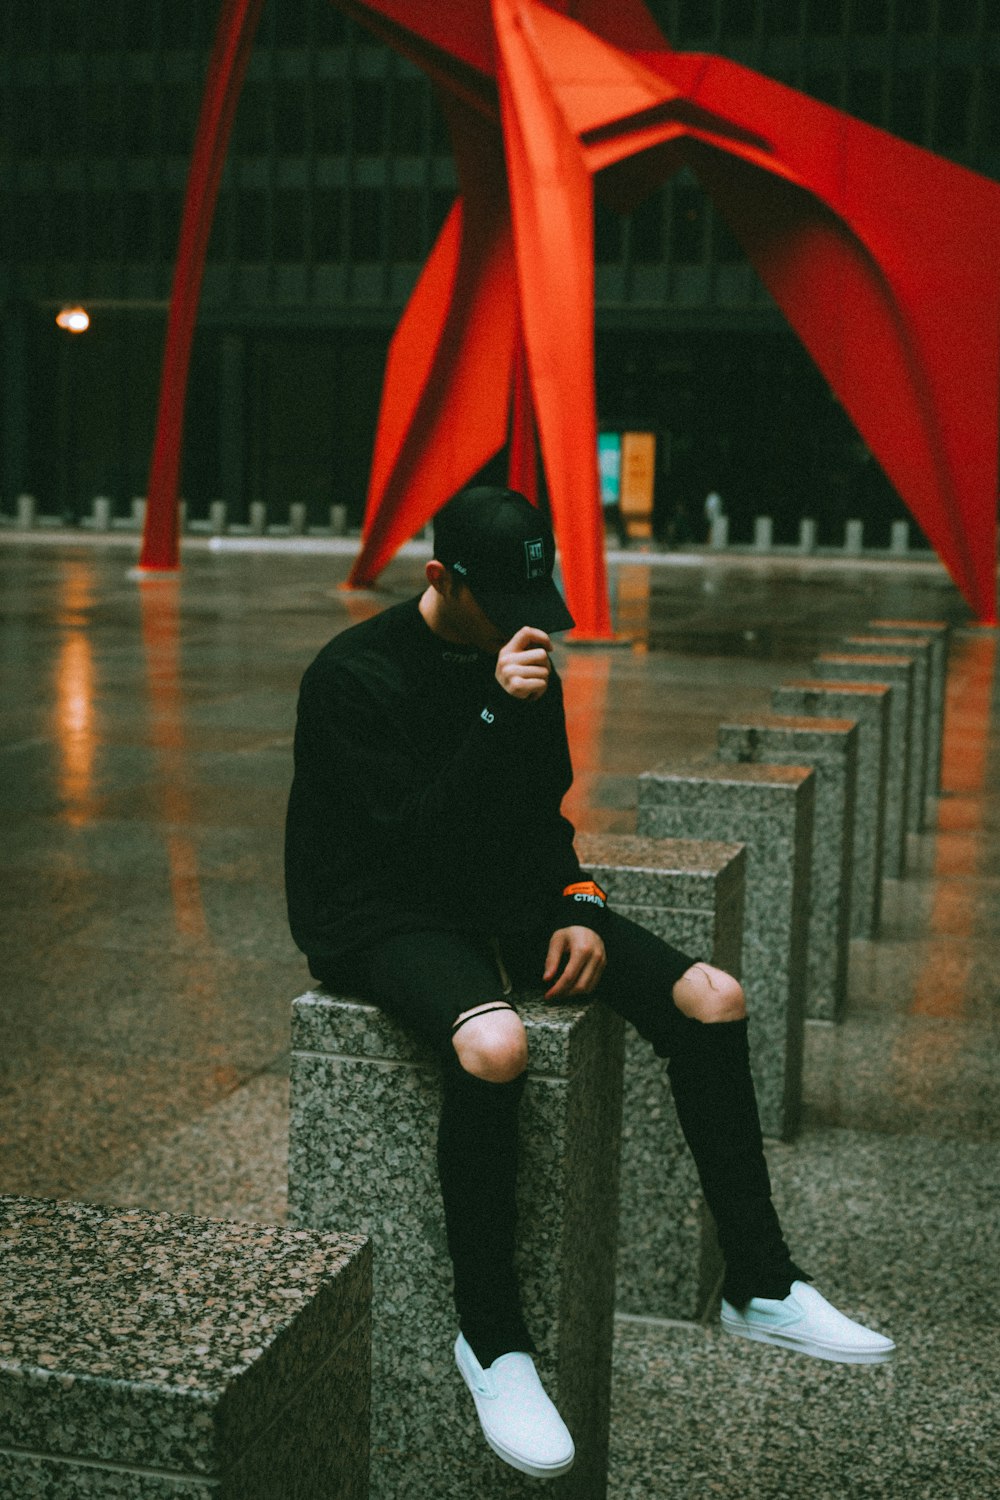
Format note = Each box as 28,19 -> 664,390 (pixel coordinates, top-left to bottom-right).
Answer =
322,909 -> 804,1366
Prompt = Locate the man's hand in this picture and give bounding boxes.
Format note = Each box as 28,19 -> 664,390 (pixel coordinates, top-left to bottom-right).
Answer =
495,627 -> 553,700
543,926 -> 607,1000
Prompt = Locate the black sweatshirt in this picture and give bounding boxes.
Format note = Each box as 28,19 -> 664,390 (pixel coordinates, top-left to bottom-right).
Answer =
284,596 -> 604,978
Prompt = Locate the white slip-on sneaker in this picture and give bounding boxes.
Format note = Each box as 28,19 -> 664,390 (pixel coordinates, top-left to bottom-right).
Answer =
454,1333 -> 575,1479
721,1280 -> 895,1365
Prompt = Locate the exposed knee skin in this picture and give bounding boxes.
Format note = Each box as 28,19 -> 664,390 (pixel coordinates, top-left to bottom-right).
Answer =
452,1003 -> 529,1082
672,964 -> 747,1024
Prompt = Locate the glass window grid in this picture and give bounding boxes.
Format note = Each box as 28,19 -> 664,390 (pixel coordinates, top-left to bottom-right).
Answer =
1,0 -> 997,313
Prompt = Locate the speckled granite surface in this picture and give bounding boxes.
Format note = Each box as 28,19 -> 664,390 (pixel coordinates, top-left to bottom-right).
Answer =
772,682 -> 890,941
0,1197 -> 370,1498
577,834 -> 745,1319
289,990 -> 624,1498
813,654 -> 914,879
867,618 -> 950,795
716,717 -> 857,1024
0,542 -> 991,1500
636,762 -> 814,1141
842,635 -> 932,832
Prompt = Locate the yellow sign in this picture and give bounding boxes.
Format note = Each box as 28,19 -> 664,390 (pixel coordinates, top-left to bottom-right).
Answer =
619,432 -> 656,537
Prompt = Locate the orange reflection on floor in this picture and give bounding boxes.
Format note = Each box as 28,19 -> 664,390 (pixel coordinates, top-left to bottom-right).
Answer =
55,631 -> 96,827
558,647 -> 611,831
614,563 -> 652,645
139,577 -> 209,942
909,631 -> 996,1017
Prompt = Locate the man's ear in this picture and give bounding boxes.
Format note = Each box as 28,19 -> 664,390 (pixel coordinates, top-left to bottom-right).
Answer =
425,560 -> 450,595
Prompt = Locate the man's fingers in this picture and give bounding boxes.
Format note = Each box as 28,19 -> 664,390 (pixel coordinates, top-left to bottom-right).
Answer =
507,626 -> 553,653
544,930 -> 607,998
543,932 -> 568,982
545,947 -> 587,998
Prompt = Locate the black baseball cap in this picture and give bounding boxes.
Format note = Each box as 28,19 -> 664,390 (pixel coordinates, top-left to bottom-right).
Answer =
433,486 -> 575,637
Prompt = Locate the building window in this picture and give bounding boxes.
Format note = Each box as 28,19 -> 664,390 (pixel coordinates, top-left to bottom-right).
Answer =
764,0 -> 802,35
935,70 -> 973,155
349,185 -> 384,260
891,71 -> 927,145
390,77 -> 429,154
896,0 -> 930,35
238,190 -> 269,261
274,80 -> 307,155
633,189 -> 666,264
804,70 -> 841,108
594,198 -> 623,265
49,191 -> 82,261
851,0 -> 887,35
806,0 -> 844,36
670,185 -> 705,264
314,84 -> 347,153
722,0 -> 756,36
235,81 -> 272,155
940,0 -> 976,34
712,205 -> 747,264
158,191 -> 183,262
389,186 -> 425,261
353,79 -> 387,154
676,0 -> 715,42
274,188 -> 306,260
160,82 -> 200,155
312,186 -> 345,260
847,70 -> 884,128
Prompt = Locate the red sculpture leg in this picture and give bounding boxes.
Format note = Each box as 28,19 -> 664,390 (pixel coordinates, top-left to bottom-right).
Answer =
143,0 -> 1000,628
347,101 -> 520,585
492,0 -> 612,638
140,0 -> 266,571
507,334 -> 539,506
645,51 -> 1000,622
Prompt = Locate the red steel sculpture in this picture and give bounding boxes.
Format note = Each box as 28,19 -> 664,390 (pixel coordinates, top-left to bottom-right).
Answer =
141,0 -> 1000,632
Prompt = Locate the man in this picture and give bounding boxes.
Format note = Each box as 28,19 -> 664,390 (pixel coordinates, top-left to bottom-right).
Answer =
285,486 -> 894,1481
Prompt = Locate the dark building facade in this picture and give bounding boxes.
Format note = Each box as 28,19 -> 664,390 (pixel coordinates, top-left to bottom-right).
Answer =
2,0 -> 999,543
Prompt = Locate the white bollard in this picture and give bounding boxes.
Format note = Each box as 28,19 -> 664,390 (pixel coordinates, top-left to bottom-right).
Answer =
249,501 -> 267,535
131,496 -> 147,530
890,520 -> 909,555
799,518 -> 817,554
329,503 -> 347,536
709,514 -> 729,549
289,502 -> 307,535
92,496 -> 112,531
16,493 -> 37,530
844,518 -> 864,554
753,516 -> 773,551
209,500 -> 227,535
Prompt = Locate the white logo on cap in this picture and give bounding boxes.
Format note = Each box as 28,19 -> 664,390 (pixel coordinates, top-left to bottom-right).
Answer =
524,539 -> 545,580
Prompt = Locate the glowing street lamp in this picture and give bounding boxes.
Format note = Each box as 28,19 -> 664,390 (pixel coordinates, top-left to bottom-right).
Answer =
56,305 -> 90,334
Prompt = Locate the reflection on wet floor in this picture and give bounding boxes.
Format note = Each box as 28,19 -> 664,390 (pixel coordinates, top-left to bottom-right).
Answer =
1,538 -> 998,1497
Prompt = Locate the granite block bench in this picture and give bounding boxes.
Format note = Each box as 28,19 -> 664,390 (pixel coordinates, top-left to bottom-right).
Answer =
771,682 -> 890,940
716,716 -> 858,1024
576,832 -> 745,1322
866,619 -> 950,796
0,1197 -> 371,1500
290,989 -> 624,1499
840,635 -> 933,832
812,654 -> 914,879
636,761 -> 814,1142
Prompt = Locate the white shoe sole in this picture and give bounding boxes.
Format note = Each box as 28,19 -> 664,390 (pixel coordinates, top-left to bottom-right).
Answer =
479,1429 -> 575,1480
721,1315 -> 895,1365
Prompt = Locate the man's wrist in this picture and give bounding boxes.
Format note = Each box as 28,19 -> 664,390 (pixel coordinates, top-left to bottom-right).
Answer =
554,879 -> 608,933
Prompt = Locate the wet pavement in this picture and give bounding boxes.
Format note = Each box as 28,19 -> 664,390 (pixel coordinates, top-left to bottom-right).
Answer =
1,533 -> 997,1497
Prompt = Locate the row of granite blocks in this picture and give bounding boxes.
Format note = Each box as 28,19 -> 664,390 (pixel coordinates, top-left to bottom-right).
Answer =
0,618 -> 947,1498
